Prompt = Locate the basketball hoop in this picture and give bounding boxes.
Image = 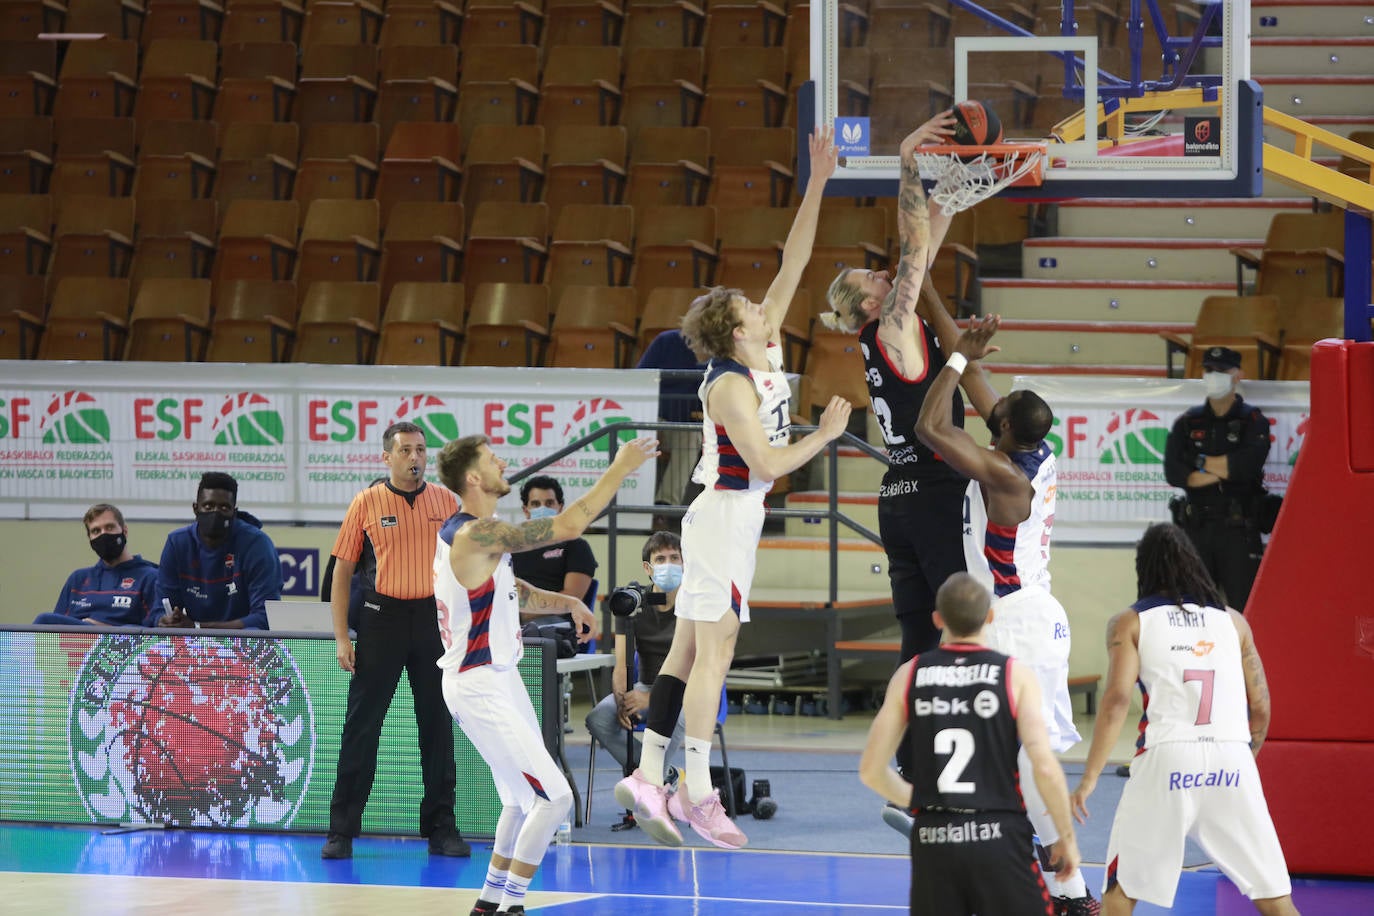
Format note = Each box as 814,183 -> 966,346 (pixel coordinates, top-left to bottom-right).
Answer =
913,143 -> 1047,215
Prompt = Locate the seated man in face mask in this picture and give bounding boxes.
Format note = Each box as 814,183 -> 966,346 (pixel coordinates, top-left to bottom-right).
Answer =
155,472 -> 283,630
511,474 -> 600,629
35,503 -> 159,627
585,531 -> 688,801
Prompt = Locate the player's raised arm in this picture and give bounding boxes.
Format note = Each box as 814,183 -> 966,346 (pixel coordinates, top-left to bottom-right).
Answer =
916,273 -> 1001,421
762,127 -> 837,342
915,315 -> 1018,485
885,112 -> 957,328
458,437 -> 659,559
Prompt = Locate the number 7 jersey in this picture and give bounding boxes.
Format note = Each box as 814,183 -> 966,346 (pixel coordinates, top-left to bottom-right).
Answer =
1133,596 -> 1251,749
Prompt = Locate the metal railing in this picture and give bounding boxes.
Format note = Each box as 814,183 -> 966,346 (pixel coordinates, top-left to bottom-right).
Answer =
509,417 -> 890,609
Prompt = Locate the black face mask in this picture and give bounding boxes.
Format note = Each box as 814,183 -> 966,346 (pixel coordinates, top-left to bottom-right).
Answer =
89,531 -> 126,563
196,511 -> 233,541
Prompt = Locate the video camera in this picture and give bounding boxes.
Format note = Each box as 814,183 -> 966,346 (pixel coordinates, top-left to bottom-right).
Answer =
608,581 -> 667,618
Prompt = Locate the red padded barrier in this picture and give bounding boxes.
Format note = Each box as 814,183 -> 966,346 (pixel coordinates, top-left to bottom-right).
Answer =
1256,740 -> 1374,877
1348,343 -> 1374,471
1248,340 -> 1374,742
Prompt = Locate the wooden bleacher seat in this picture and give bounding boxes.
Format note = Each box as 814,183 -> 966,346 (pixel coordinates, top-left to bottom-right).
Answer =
39,276 -> 130,360
128,197 -> 217,298
543,124 -> 628,227
544,202 -> 633,306
221,1 -> 303,45
713,204 -> 791,291
221,40 -> 298,83
140,0 -> 225,46
64,0 -> 143,38
0,274 -> 46,358
375,280 -> 465,366
374,120 -> 461,223
0,192 -> 52,276
123,277 -> 212,361
547,284 -> 638,369
1231,211 -> 1345,312
379,0 -> 462,47
636,286 -> 699,359
54,39 -> 139,120
300,42 -> 379,82
207,278 -> 298,362
461,200 -> 548,289
378,200 -> 463,300
136,39 -> 219,122
48,194 -> 136,283
460,123 -> 545,225
301,1 -> 382,47
460,281 -> 549,368
1161,294 -> 1282,380
458,1 -> 544,53
708,125 -> 793,208
292,279 -> 380,364
624,125 -> 710,209
621,2 -> 705,56
1278,296 -> 1345,381
542,0 -> 625,50
630,204 -> 718,301
294,197 -> 380,302
537,44 -> 623,133
214,198 -> 300,283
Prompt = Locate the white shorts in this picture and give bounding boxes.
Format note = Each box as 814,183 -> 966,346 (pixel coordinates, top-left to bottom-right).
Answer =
675,487 -> 765,624
1105,742 -> 1292,908
442,665 -> 571,810
985,586 -> 1080,752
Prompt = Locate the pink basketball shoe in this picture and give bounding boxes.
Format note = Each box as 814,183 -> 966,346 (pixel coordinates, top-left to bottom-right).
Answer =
669,784 -> 748,849
613,769 -> 682,847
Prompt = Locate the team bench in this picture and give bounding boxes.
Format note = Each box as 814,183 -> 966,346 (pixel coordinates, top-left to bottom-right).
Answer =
832,640 -> 1103,715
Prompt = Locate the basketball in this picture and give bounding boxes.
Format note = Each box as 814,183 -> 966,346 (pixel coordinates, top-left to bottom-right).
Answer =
950,100 -> 1004,146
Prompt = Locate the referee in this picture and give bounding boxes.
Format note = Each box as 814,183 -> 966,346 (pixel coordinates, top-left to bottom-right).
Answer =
322,421 -> 468,860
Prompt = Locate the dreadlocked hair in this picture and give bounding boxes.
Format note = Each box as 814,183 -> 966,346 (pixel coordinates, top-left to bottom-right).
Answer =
1134,522 -> 1225,609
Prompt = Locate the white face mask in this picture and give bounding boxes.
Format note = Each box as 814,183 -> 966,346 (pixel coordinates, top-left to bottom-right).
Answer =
1202,371 -> 1234,399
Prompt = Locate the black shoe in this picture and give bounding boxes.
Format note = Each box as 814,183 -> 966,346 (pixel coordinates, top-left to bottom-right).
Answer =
1056,892 -> 1103,915
469,902 -> 499,916
321,834 -> 352,859
1115,763 -> 1132,778
496,908 -> 524,915
429,828 -> 472,857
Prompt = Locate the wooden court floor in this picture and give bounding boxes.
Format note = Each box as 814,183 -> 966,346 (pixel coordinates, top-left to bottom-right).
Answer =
1,823 -> 1371,915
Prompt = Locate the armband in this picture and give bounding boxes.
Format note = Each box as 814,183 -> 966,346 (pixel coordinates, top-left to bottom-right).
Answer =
944,353 -> 968,376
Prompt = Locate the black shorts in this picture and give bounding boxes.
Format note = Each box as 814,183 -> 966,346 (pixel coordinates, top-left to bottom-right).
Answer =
909,812 -> 1053,916
878,475 -> 970,618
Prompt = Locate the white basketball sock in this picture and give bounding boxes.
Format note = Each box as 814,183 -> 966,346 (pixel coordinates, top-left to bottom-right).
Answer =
638,729 -> 671,787
684,735 -> 713,803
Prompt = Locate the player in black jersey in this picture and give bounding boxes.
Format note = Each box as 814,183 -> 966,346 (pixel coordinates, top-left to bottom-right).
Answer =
823,115 -> 1001,665
861,572 -> 1081,915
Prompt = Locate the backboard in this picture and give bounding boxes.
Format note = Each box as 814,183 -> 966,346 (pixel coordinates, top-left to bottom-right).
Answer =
809,0 -> 1262,200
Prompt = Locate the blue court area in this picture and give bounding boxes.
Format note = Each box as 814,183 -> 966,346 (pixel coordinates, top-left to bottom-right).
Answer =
1,822 -> 1369,914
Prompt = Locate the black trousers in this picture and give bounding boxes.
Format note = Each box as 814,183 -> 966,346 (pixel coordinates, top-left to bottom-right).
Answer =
909,812 -> 1053,916
877,478 -> 971,661
328,591 -> 457,837
1183,519 -> 1263,611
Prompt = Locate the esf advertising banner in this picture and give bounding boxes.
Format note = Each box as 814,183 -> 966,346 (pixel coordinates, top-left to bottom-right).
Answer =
1013,376 -> 1310,543
0,363 -> 660,523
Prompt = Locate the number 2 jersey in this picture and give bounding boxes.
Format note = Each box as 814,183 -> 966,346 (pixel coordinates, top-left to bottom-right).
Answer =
1133,595 -> 1251,750
859,318 -> 966,495
433,512 -> 524,673
907,643 -> 1024,814
692,342 -> 790,493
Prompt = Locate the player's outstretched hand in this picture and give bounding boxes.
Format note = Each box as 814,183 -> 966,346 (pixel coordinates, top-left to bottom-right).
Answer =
1070,776 -> 1096,824
809,126 -> 838,185
610,436 -> 660,473
1050,836 -> 1081,881
900,111 -> 959,158
955,314 -> 1001,361
817,396 -> 853,442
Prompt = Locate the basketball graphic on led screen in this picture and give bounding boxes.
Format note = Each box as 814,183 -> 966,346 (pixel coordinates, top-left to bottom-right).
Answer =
951,100 -> 1004,147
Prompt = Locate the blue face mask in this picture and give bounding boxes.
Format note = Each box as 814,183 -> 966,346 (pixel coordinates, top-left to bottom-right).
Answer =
650,562 -> 684,592
528,505 -> 558,520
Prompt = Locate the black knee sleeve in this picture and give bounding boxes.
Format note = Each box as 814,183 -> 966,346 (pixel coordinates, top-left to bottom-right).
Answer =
646,675 -> 686,736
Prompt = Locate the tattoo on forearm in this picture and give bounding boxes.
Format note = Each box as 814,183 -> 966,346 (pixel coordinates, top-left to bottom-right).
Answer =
570,498 -> 593,521
517,582 -> 562,612
1242,645 -> 1270,706
468,517 -> 554,551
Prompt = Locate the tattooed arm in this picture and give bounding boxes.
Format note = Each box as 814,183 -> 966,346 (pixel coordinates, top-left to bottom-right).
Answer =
517,578 -> 599,641
884,113 -> 956,334
1230,609 -> 1271,756
1070,609 -> 1141,822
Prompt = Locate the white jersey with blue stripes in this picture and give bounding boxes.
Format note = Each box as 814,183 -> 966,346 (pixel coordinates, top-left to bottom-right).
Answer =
692,343 -> 790,493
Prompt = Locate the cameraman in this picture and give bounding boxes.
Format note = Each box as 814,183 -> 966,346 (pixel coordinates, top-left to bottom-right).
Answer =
585,532 -> 686,791
1163,346 -> 1271,611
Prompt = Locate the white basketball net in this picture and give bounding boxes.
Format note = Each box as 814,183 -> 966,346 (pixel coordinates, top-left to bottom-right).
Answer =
913,147 -> 1045,216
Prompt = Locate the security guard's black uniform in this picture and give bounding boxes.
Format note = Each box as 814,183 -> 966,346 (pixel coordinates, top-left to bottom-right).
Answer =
1163,348 -> 1271,610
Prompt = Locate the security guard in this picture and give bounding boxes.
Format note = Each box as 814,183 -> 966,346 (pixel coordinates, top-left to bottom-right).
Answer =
1163,346 -> 1271,611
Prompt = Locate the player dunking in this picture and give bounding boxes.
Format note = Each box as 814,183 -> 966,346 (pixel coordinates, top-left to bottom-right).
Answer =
861,572 -> 1081,915
434,433 -> 657,916
1071,524 -> 1299,916
916,316 -> 1095,914
615,128 -> 853,849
